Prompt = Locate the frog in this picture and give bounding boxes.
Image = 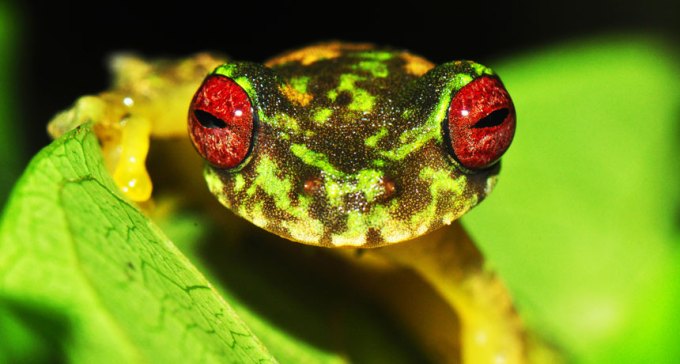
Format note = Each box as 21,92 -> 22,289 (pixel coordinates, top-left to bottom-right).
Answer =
48,43 -> 552,364
187,42 -> 514,248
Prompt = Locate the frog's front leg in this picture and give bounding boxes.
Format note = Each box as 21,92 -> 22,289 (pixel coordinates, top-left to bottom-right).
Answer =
364,222 -> 528,364
47,53 -> 224,201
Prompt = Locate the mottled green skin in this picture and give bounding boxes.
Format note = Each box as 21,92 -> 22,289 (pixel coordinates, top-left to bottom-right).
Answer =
203,43 -> 500,247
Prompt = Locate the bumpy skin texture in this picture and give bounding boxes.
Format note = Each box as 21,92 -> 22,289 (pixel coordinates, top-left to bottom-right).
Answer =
194,43 -> 510,248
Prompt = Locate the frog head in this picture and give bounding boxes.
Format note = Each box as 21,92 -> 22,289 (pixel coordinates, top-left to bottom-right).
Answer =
188,43 -> 515,248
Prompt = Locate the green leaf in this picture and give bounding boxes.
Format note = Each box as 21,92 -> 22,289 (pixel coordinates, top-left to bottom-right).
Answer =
0,125 -> 430,363
0,125 -> 275,363
463,35 -> 680,363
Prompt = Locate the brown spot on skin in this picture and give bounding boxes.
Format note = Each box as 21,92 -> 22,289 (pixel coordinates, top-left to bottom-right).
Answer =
401,52 -> 435,76
280,84 -> 313,106
303,177 -> 324,195
334,91 -> 353,106
265,42 -> 375,67
365,228 -> 383,245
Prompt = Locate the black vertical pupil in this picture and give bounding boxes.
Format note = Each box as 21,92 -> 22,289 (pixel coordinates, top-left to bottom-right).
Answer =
194,109 -> 227,128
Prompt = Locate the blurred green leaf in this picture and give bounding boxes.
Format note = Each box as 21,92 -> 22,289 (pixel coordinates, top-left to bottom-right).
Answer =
0,3 -> 23,206
0,125 -> 275,363
463,35 -> 680,363
0,296 -> 69,363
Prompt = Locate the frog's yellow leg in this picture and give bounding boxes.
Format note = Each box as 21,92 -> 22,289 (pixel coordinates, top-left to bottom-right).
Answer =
112,115 -> 152,200
360,222 -> 551,364
47,53 -> 225,202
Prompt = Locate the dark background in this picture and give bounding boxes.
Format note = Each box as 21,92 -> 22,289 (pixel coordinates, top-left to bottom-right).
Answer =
16,0 -> 678,156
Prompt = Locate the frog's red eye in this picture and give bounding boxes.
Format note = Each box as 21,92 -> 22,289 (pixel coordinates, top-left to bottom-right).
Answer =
188,74 -> 255,169
446,76 -> 516,170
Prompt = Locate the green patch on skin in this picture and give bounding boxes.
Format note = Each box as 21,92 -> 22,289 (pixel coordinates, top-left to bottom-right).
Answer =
269,112 -> 300,133
281,194 -> 325,242
354,61 -> 389,78
212,65 -> 258,105
213,64 -> 238,78
365,127 -> 388,148
312,108 -> 333,124
283,217 -> 324,244
246,157 -> 293,212
372,159 -> 385,167
334,211 -> 369,246
233,174 -> 246,192
290,76 -> 310,93
356,169 -> 384,202
290,144 -> 344,177
238,204 -> 248,219
379,123 -> 440,161
379,200 -> 413,243
470,62 -> 495,77
332,204 -> 394,246
236,77 -> 255,96
365,204 -> 392,228
421,167 -> 466,197
204,167 -> 231,208
327,90 -> 337,102
337,74 -> 363,91
324,179 -> 345,207
410,167 -> 468,227
354,51 -> 394,61
250,201 -> 268,227
323,168 -> 385,208
327,74 -> 375,112
349,89 -> 375,112
289,193 -> 313,220
235,76 -> 256,101
450,73 -> 474,91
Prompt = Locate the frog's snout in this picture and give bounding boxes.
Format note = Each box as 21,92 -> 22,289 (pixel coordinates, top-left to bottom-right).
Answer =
301,174 -> 398,205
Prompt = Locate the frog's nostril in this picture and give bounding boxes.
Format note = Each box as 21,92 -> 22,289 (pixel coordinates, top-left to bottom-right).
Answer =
379,177 -> 396,200
303,177 -> 324,195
